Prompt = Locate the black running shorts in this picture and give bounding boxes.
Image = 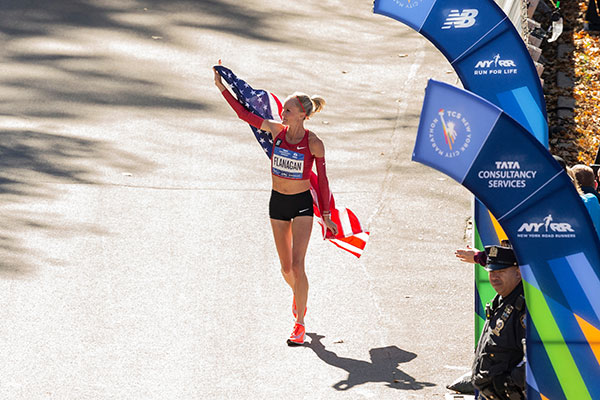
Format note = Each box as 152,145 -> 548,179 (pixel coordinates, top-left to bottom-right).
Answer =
269,190 -> 314,221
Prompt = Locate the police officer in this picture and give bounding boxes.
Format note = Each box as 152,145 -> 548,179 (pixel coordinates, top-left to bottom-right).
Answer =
472,245 -> 526,400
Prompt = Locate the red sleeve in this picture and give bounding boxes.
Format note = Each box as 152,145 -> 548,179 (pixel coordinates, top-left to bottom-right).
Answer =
474,251 -> 487,266
315,157 -> 330,213
221,89 -> 264,130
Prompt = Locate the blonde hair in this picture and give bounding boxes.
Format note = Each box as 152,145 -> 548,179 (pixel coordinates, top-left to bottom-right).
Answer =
289,92 -> 326,118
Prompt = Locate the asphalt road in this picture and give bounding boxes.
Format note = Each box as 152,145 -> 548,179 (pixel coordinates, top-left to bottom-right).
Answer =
0,1 -> 474,399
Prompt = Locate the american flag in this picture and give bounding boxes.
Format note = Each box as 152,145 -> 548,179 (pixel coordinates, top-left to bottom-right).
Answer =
215,66 -> 369,258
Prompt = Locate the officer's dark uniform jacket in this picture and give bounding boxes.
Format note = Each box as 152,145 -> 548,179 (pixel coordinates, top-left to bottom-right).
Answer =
472,281 -> 526,400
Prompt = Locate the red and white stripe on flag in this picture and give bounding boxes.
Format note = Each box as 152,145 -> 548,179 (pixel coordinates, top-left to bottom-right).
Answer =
322,207 -> 370,258
268,92 -> 283,121
309,173 -> 370,258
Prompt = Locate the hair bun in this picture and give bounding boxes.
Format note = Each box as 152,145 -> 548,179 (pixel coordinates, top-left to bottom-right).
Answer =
310,95 -> 326,114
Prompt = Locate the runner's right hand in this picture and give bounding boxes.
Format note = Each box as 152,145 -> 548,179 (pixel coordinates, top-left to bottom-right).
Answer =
213,66 -> 226,91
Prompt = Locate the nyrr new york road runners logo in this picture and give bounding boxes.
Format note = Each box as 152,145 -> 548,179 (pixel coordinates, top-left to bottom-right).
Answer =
442,9 -> 478,29
389,0 -> 422,8
428,109 -> 472,158
517,214 -> 576,239
474,54 -> 518,76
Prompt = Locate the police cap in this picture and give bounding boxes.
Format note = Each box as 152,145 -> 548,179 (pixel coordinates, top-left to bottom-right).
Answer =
484,245 -> 518,271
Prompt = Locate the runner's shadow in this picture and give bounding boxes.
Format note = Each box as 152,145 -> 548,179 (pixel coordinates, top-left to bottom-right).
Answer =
306,333 -> 435,391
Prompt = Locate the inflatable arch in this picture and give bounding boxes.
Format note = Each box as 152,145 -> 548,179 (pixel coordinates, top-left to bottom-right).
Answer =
373,0 -> 549,343
413,79 -> 600,400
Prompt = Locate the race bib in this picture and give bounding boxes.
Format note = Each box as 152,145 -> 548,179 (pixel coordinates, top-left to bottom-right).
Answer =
272,147 -> 304,179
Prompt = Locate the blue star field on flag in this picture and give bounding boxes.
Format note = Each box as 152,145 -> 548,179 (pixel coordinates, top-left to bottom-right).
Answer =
214,65 -> 280,158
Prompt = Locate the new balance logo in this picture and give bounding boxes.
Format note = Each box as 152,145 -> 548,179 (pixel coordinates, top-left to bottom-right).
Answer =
442,9 -> 479,29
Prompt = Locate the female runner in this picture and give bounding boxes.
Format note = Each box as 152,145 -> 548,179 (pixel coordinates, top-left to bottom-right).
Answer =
213,66 -> 338,345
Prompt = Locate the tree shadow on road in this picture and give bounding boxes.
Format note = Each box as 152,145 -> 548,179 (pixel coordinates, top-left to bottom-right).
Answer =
306,333 -> 436,391
0,129 -> 151,277
143,0 -> 288,43
0,0 -> 283,43
0,0 -> 279,121
0,1 -> 245,276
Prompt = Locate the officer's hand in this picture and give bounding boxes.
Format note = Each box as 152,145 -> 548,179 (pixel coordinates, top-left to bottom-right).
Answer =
455,247 -> 477,263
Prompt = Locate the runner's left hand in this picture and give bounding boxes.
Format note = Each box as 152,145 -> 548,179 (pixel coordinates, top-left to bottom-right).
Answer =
324,216 -> 338,236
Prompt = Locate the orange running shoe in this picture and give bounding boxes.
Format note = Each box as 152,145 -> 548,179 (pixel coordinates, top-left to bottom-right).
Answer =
292,296 -> 307,319
287,322 -> 305,346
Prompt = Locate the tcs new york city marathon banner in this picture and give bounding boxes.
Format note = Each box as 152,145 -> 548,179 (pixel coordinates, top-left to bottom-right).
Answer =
413,80 -> 600,400
373,0 -> 549,343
